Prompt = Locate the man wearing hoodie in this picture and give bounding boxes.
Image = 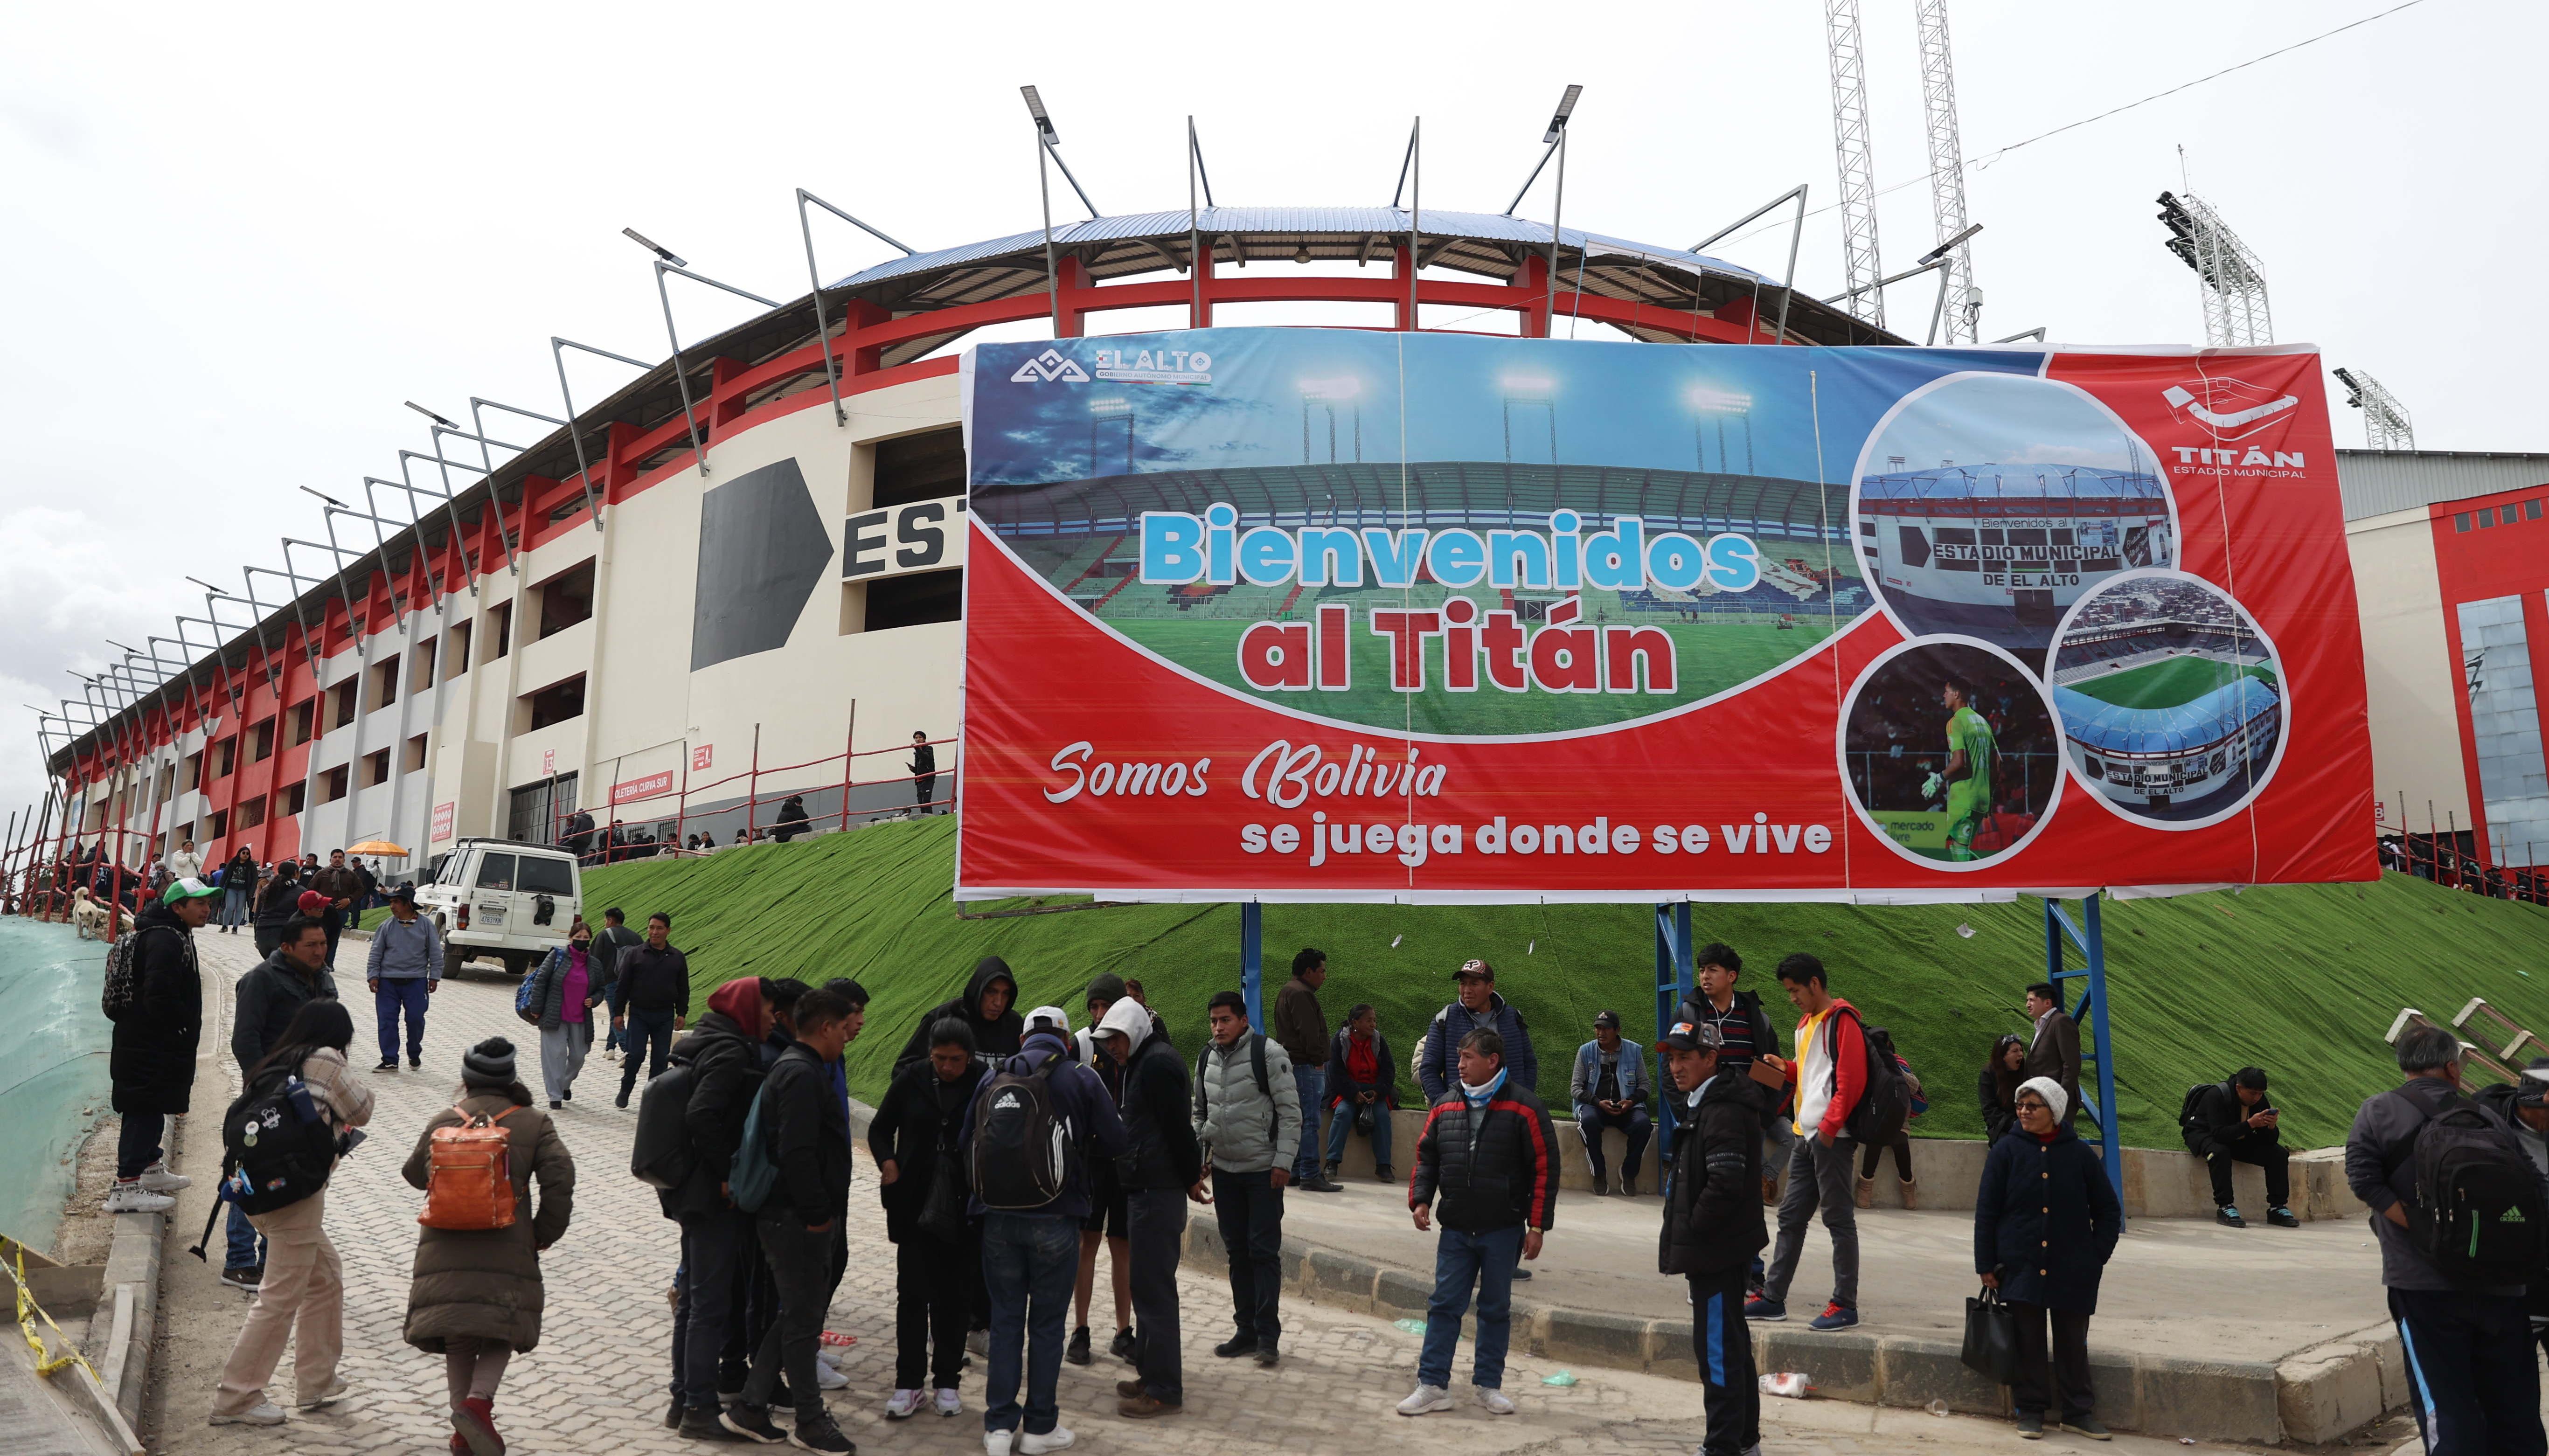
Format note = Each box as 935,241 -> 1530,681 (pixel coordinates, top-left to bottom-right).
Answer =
961,1016 -> 1128,1456
1095,998 -> 1202,1420
664,978 -> 776,1440
1750,953 -> 1869,1332
721,988 -> 859,1453
896,957 -> 1023,1079
1067,975 -> 1139,1368
1193,990 -> 1301,1366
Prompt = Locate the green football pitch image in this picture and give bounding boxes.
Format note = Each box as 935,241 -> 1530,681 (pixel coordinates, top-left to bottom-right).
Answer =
2066,653 -> 2276,710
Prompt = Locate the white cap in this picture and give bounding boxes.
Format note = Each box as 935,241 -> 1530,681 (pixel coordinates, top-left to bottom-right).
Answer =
1025,1004 -> 1071,1034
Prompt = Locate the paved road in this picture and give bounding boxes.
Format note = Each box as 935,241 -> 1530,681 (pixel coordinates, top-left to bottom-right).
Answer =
146,931 -> 2306,1456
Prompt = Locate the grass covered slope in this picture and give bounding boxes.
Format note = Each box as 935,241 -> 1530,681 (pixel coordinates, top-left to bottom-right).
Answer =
578,818 -> 2549,1150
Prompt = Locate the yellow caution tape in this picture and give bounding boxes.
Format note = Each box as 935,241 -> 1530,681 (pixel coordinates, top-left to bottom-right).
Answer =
12,1248 -> 97,1381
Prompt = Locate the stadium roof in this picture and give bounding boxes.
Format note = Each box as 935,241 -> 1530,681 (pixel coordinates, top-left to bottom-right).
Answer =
2336,449 -> 2549,521
2054,676 -> 2278,757
1859,465 -> 2163,500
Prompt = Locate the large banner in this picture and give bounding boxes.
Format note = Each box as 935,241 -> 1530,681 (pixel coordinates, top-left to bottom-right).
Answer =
954,329 -> 2372,902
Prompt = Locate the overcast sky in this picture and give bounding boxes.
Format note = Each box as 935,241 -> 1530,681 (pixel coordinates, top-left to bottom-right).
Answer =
1,0 -> 2523,825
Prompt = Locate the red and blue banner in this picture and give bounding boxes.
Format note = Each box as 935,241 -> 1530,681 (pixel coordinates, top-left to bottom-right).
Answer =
954,329 -> 2371,902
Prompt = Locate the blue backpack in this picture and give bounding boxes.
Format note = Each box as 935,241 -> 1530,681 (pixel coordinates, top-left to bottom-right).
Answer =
513,958 -> 550,1025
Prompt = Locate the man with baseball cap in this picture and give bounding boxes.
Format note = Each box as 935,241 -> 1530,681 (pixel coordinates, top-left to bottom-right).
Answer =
1658,1017 -> 1769,1456
1570,1011 -> 1652,1196
1416,960 -> 1537,1107
364,882 -> 441,1073
104,877 -> 219,1213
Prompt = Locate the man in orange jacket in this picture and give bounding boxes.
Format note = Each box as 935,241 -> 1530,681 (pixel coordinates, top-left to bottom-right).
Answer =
1746,953 -> 1868,1332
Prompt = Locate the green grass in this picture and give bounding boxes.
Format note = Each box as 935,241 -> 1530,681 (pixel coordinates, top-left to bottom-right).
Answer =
2068,655 -> 2276,710
576,817 -> 2549,1150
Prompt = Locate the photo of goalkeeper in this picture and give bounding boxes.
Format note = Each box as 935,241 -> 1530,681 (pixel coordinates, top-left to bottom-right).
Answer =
1843,640 -> 2059,867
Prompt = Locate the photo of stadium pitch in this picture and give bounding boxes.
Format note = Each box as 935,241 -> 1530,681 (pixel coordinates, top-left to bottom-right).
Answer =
1852,372 -> 2174,660
1840,638 -> 2062,867
2050,571 -> 2285,825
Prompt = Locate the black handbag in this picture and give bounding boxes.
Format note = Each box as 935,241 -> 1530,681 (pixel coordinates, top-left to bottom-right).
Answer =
1961,1284 -> 2017,1385
917,1136 -> 970,1243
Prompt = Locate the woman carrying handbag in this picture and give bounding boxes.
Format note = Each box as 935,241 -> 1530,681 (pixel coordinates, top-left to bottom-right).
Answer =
1973,1076 -> 2120,1440
867,1016 -> 990,1420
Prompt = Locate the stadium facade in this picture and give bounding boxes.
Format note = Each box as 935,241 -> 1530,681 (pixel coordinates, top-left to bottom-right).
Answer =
33,208 -> 1915,874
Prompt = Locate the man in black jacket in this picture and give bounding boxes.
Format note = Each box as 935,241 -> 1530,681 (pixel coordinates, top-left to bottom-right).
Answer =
1398,1028 -> 1558,1418
667,977 -> 774,1438
224,914 -> 336,1287
725,989 -> 858,1452
870,1019 -> 989,1419
614,913 -> 690,1107
2183,1068 -> 2294,1228
892,956 -> 1021,1077
104,879 -> 217,1213
1659,1019 -> 1767,1456
1678,942 -> 1785,1204
910,730 -> 938,815
1096,998 -> 1204,1419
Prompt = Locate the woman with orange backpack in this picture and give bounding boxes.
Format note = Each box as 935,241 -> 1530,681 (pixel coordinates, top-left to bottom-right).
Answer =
208,999 -> 374,1428
401,1037 -> 576,1456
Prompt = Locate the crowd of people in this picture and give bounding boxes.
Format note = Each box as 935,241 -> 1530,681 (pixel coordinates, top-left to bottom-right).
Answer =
86,876 -> 2549,1456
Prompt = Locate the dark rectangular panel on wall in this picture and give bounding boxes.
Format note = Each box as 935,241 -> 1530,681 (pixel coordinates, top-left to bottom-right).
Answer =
866,568 -> 962,632
874,427 -> 966,510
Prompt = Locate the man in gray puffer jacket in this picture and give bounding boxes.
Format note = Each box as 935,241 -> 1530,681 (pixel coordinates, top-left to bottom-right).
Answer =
1192,991 -> 1301,1365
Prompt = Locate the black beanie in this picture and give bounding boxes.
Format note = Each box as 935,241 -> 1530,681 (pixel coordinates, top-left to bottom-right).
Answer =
1084,973 -> 1128,1008
463,1037 -> 518,1090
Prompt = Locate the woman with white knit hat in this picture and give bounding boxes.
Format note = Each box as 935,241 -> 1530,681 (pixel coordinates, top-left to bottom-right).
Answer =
1972,1075 -> 2121,1441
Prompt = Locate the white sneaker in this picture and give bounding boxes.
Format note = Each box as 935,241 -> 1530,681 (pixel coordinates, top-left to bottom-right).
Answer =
1476,1387 -> 1516,1415
297,1380 -> 354,1410
934,1389 -> 962,1417
884,1389 -> 923,1420
815,1347 -> 841,1371
104,1182 -> 174,1214
1018,1428 -> 1075,1455
1396,1385 -> 1453,1416
211,1402 -> 287,1426
138,1163 -> 191,1193
983,1432 -> 1014,1456
815,1362 -> 848,1390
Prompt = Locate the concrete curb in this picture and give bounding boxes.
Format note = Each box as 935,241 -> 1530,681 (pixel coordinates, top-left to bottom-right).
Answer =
83,1206 -> 161,1437
1180,1218 -> 2394,1445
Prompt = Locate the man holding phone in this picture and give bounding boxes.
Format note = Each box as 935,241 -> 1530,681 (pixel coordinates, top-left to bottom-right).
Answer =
2181,1067 -> 2294,1228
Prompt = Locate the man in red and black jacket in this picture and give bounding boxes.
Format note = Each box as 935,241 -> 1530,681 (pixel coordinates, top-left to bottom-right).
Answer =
1750,953 -> 1870,1332
1396,1027 -> 1558,1420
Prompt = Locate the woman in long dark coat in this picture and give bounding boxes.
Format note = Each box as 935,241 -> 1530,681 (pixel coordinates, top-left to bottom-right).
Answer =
403,1037 -> 574,1456
1978,1034 -> 2025,1144
1974,1075 -> 2120,1441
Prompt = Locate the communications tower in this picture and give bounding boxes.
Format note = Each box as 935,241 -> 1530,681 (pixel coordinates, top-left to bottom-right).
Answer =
1824,0 -> 1885,329
1916,0 -> 1979,342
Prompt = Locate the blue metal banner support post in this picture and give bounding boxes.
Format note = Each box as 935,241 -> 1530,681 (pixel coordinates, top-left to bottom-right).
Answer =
1240,900 -> 1265,1031
1652,901 -> 1694,1153
2044,893 -> 2123,1220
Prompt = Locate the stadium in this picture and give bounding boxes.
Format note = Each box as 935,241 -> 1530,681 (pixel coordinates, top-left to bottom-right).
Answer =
22,200 -> 1919,876
2049,574 -> 2284,822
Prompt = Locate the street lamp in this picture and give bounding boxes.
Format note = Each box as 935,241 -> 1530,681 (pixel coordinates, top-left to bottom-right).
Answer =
1687,385 -> 1754,475
1299,378 -> 1363,468
1088,397 -> 1133,478
1499,375 -> 1556,466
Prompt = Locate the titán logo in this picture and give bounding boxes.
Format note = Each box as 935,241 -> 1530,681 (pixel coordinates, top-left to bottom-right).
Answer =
1010,349 -> 1090,384
2161,379 -> 2298,441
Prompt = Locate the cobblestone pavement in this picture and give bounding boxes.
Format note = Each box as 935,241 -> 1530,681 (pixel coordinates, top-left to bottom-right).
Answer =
150,932 -> 2267,1456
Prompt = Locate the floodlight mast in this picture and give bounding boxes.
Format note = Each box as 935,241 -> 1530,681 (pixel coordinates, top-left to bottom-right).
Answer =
1915,0 -> 1979,342
2156,188 -> 2273,347
1824,0 -> 1885,329
2333,367 -> 2415,451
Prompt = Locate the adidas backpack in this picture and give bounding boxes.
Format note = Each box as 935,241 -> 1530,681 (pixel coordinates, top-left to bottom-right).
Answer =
219,1063 -> 340,1215
971,1056 -> 1078,1210
418,1105 -> 521,1231
2400,1093 -> 2549,1285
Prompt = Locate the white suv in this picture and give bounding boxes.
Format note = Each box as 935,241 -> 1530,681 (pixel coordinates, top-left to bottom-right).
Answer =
417,838 -> 583,978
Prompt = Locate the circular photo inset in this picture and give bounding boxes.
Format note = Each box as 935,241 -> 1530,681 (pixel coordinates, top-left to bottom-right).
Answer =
1840,636 -> 2063,869
2049,570 -> 2285,828
1852,373 -> 2174,662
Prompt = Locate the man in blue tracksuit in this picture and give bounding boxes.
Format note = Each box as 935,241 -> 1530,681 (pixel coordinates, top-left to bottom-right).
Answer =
363,884 -> 440,1071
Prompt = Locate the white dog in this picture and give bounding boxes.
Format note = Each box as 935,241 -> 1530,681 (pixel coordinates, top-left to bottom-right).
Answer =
71,887 -> 110,939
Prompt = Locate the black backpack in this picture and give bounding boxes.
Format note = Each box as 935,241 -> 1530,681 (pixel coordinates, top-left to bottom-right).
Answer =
218,1061 -> 339,1215
1193,1032 -> 1271,1117
2395,1090 -> 2549,1285
629,1061 -> 699,1191
2178,1082 -> 2220,1151
1834,1008 -> 1909,1147
972,1055 -> 1079,1210
100,924 -> 176,1022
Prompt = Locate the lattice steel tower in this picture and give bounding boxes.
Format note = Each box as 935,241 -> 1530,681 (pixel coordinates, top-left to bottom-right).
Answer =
1916,0 -> 1978,342
1825,0 -> 1885,329
2334,367 -> 2416,451
2156,189 -> 2274,347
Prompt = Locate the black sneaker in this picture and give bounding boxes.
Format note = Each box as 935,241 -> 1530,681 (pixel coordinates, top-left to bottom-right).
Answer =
562,1086 -> 572,1101
409,1055 -> 422,1070
720,1405 -> 784,1444
1253,1346 -> 1280,1367
1211,1336 -> 1258,1359
1109,1328 -> 1137,1363
618,1088 -> 632,1109
220,1266 -> 264,1292
788,1414 -> 854,1453
373,1059 -> 399,1073
680,1407 -> 745,1442
2266,1206 -> 2300,1229
2016,1411 -> 2044,1440
2216,1206 -> 2247,1229
1512,1268 -> 1532,1281
549,1099 -> 563,1109
666,1397 -> 686,1429
1066,1325 -> 1092,1366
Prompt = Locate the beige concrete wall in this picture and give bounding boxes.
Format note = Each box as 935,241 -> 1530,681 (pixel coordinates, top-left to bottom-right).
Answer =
2346,506 -> 2468,832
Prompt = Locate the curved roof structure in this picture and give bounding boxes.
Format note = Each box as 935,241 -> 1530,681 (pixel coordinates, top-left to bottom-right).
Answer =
2055,676 -> 2279,757
1859,465 -> 2165,501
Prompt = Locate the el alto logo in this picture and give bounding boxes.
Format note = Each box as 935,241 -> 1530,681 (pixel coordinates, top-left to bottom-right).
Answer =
1009,349 -> 1090,384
